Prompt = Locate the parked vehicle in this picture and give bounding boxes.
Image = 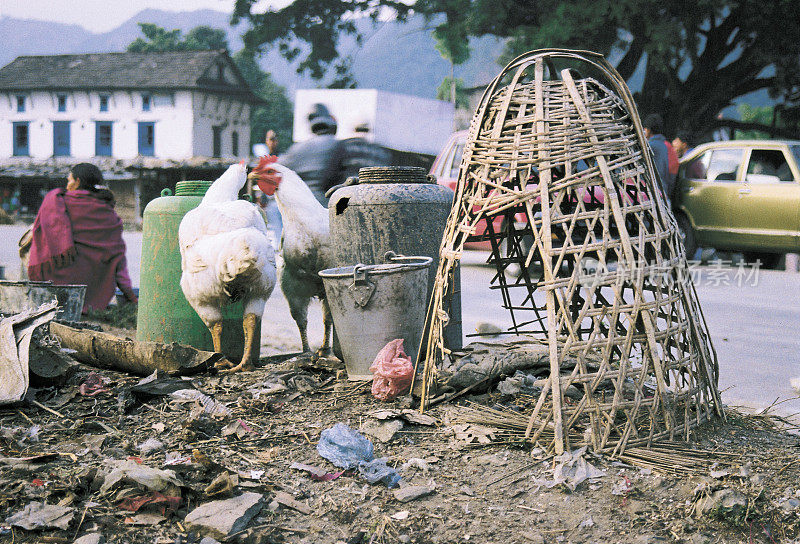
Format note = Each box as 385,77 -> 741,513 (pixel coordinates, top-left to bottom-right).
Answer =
673,140 -> 800,267
429,131 -> 527,251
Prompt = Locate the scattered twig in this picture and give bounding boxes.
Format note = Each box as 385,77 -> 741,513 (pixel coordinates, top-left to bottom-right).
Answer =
424,375 -> 493,409
30,400 -> 67,419
486,463 -> 536,487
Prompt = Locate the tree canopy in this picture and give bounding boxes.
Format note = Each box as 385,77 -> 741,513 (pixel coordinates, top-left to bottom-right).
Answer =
232,49 -> 294,152
127,23 -> 229,52
127,24 -> 293,152
231,0 -> 800,139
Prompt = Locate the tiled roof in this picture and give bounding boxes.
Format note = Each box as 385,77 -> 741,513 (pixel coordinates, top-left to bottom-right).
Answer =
0,50 -> 260,102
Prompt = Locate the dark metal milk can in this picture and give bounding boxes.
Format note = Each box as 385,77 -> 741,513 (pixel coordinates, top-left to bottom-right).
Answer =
327,166 -> 462,351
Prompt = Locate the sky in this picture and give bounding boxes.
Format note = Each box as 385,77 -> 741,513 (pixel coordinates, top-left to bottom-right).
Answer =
0,0 -> 292,33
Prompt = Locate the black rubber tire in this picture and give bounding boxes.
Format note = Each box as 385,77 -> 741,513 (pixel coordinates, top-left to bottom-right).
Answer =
742,251 -> 782,270
675,213 -> 698,259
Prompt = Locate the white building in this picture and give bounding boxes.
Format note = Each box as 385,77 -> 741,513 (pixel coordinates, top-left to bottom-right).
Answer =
0,50 -> 261,162
293,89 -> 455,156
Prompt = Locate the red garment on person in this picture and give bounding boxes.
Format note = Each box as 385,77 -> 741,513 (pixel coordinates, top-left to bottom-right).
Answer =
665,140 -> 679,176
28,188 -> 136,312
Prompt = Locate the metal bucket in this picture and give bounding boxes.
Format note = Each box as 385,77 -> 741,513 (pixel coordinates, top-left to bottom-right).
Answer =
319,253 -> 432,381
0,280 -> 86,322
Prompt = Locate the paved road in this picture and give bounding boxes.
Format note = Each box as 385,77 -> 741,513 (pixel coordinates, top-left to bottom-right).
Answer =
1,225 -> 797,420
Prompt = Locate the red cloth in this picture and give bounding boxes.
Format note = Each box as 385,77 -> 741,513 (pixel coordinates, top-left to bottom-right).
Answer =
665,140 -> 679,176
28,188 -> 136,312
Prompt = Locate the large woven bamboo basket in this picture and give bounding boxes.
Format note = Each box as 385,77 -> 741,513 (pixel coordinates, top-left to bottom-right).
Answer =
419,49 -> 722,455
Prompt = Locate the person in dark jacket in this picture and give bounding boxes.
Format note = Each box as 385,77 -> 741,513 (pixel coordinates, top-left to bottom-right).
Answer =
339,120 -> 391,181
643,113 -> 674,206
279,104 -> 345,206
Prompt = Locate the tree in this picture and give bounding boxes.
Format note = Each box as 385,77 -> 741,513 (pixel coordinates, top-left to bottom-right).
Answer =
127,24 -> 294,153
232,50 -> 294,152
127,23 -> 228,52
231,0 -> 800,139
436,76 -> 469,109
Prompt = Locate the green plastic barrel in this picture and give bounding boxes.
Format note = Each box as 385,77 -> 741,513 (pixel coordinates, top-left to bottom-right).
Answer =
135,181 -> 258,361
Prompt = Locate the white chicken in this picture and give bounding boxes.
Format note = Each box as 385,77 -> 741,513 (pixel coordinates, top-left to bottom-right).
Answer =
249,156 -> 334,355
178,162 -> 277,373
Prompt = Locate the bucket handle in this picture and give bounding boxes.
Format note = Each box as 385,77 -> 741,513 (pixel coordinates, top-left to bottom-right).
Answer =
384,251 -> 404,262
349,264 -> 376,307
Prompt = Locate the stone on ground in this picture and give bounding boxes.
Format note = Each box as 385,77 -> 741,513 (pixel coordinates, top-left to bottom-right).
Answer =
184,492 -> 264,540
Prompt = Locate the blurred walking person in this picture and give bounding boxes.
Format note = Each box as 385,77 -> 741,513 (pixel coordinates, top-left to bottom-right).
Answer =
339,120 -> 391,181
643,114 -> 675,207
672,131 -> 694,159
280,104 -> 344,206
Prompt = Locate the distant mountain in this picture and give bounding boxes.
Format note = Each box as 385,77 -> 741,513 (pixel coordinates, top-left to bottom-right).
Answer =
0,18 -> 93,66
72,9 -> 246,55
0,10 -> 505,101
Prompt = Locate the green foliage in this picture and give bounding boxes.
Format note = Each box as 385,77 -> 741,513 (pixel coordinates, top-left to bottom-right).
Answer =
436,76 -> 470,109
736,105 -> 775,140
232,0 -> 414,82
232,50 -> 294,153
127,23 -> 228,52
232,0 -> 800,139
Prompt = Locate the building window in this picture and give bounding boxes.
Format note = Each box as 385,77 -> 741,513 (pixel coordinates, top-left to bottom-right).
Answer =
99,95 -> 109,112
231,131 -> 239,156
216,63 -> 225,81
53,121 -> 70,156
16,96 -> 25,112
96,121 -> 113,156
138,122 -> 155,156
212,125 -> 222,157
142,94 -> 151,112
13,122 -> 29,156
57,94 -> 67,112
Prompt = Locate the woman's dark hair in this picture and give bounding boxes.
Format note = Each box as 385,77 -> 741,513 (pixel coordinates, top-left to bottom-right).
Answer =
70,163 -> 104,191
69,163 -> 115,205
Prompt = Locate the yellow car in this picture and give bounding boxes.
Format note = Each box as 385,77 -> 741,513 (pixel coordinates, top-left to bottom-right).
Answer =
674,140 -> 800,267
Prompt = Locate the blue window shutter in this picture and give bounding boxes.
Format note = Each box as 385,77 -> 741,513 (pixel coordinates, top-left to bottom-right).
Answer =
95,122 -> 113,156
53,121 -> 70,156
138,122 -> 154,156
12,122 -> 29,156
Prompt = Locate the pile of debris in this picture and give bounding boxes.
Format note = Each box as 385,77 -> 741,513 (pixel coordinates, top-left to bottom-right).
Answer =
0,308 -> 797,543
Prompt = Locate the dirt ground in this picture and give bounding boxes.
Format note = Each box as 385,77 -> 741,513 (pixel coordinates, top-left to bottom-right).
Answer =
1,315 -> 799,544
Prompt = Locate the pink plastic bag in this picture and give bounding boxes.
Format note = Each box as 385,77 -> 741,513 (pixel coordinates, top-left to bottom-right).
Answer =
369,339 -> 414,402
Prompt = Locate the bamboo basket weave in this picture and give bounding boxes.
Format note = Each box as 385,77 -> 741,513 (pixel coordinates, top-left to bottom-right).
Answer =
419,49 -> 722,455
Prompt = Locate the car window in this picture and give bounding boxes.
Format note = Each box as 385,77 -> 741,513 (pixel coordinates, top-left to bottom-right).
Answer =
684,151 -> 710,180
790,145 -> 800,177
746,149 -> 794,183
706,148 -> 743,182
448,142 -> 465,178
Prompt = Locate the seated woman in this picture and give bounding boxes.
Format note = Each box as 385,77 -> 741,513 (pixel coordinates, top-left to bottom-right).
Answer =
27,163 -> 137,312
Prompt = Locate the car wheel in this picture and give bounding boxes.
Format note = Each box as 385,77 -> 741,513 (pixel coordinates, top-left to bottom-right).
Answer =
742,252 -> 782,270
675,213 -> 698,259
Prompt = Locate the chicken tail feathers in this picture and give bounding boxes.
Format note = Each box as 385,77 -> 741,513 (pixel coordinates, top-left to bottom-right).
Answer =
219,235 -> 264,302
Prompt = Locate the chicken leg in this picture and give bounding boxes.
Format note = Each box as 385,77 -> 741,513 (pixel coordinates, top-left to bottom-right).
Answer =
313,299 -> 333,360
209,321 -> 223,353
219,313 -> 259,373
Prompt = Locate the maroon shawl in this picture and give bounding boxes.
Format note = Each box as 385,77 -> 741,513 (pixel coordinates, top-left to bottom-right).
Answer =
28,188 -> 134,311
